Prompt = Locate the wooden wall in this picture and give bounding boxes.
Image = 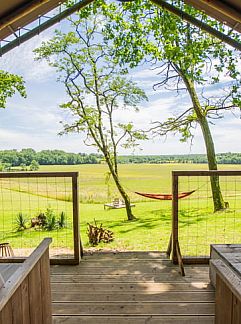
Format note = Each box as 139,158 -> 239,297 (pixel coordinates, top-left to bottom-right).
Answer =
211,259 -> 241,324
0,238 -> 52,324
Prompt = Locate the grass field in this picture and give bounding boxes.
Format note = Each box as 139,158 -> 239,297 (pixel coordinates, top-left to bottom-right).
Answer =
1,163 -> 241,258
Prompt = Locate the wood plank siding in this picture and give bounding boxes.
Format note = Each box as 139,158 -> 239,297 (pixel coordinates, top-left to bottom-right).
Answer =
0,238 -> 52,324
51,251 -> 214,323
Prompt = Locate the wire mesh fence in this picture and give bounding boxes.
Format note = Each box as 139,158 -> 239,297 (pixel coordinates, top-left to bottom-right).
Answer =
0,172 -> 80,264
173,170 -> 241,262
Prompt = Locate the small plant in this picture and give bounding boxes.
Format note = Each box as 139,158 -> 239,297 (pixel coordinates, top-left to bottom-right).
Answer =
15,213 -> 28,231
44,207 -> 56,231
58,211 -> 66,229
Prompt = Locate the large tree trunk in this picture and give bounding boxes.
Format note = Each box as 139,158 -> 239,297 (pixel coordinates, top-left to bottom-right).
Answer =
181,72 -> 225,211
105,156 -> 136,221
112,172 -> 136,221
198,116 -> 225,211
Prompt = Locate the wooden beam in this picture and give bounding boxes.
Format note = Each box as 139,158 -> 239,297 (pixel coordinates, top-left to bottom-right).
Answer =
0,0 -> 95,55
0,171 -> 79,178
195,0 -> 241,25
0,0 -> 55,31
151,0 -> 241,51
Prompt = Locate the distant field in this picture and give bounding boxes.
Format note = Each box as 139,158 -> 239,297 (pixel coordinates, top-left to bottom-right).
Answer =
39,163 -> 241,202
1,163 -> 241,257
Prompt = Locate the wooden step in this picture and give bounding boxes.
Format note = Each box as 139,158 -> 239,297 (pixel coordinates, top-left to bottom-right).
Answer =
52,301 -> 214,316
51,272 -> 210,283
51,253 -> 214,323
51,281 -> 213,292
52,291 -> 215,302
53,315 -> 215,324
82,251 -> 168,260
51,263 -> 208,274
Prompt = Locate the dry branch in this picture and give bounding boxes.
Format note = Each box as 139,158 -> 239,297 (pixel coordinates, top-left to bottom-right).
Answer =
87,220 -> 114,246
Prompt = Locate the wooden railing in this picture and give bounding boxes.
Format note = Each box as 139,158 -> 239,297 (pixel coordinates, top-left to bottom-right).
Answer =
0,171 -> 82,265
169,170 -> 241,276
211,259 -> 241,324
0,238 -> 52,323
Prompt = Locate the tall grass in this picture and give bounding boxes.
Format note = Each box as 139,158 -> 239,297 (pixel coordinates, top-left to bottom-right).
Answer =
1,163 -> 241,256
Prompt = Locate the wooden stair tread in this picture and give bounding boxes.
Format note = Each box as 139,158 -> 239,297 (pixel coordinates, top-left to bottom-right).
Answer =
53,315 -> 215,324
51,252 -> 214,322
52,301 -> 214,315
52,291 -> 215,302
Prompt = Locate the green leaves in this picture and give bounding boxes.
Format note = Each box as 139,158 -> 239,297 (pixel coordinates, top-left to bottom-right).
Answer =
0,70 -> 26,109
34,9 -> 148,162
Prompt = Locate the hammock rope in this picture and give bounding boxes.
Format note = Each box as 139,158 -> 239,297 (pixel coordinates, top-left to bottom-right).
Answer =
134,190 -> 196,201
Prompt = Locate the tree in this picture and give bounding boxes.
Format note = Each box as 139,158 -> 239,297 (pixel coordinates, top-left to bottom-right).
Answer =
0,70 -> 26,108
89,0 -> 241,211
20,148 -> 36,165
29,160 -> 39,171
34,14 -> 148,220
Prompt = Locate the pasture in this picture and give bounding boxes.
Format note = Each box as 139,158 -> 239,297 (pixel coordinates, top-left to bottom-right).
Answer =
1,163 -> 241,258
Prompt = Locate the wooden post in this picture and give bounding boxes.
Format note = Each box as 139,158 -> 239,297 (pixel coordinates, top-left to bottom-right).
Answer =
172,172 -> 178,264
172,172 -> 185,276
72,173 -> 82,263
166,233 -> 172,258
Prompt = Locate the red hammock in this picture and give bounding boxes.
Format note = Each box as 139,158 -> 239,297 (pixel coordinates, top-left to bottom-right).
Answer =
135,190 -> 196,201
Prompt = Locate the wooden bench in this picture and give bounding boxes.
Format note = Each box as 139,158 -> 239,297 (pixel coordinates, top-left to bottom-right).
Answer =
210,244 -> 241,324
0,238 -> 52,323
104,198 -> 135,209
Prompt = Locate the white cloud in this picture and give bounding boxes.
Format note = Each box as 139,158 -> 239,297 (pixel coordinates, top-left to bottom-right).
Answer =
0,19 -> 240,155
130,68 -> 160,80
0,27 -> 55,83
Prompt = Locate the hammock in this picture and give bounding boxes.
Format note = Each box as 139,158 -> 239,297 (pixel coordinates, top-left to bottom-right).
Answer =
135,190 -> 196,201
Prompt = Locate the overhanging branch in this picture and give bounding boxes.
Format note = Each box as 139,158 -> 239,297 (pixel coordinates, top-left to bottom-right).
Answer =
150,0 -> 241,51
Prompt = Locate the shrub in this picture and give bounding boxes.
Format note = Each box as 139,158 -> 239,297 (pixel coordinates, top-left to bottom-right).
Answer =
44,208 -> 56,231
15,213 -> 28,231
58,211 -> 66,228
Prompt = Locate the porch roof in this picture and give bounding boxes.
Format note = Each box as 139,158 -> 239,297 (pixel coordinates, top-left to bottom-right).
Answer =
0,0 -> 241,41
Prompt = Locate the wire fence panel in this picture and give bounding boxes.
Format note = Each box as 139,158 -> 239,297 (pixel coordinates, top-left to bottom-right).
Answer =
0,172 -> 80,264
172,170 -> 241,262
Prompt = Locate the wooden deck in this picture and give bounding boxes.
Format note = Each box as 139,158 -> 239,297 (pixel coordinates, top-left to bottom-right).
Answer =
51,252 -> 215,323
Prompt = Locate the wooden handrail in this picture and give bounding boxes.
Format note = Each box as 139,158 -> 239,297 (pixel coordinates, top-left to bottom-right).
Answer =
210,259 -> 241,301
0,237 -> 52,311
0,171 -> 78,178
173,170 -> 241,177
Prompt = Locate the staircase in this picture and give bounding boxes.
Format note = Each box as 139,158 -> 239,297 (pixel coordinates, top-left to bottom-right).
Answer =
51,251 -> 215,323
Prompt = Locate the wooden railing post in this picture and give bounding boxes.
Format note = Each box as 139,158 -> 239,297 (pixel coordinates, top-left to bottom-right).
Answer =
172,172 -> 185,276
72,172 -> 83,263
172,172 -> 178,264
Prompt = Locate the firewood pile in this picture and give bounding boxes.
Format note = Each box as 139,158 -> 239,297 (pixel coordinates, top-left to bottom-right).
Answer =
87,220 -> 114,246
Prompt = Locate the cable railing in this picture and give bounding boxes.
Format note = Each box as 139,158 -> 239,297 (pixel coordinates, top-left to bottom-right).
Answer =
169,170 -> 241,275
0,171 -> 82,265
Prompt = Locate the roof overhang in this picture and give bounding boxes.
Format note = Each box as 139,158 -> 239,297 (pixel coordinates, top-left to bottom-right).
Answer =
0,0 -> 240,55
1,0 -> 241,40
184,0 -> 241,34
0,0 -> 69,40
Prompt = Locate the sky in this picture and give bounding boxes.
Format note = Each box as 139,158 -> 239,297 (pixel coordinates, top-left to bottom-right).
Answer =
0,18 -> 241,155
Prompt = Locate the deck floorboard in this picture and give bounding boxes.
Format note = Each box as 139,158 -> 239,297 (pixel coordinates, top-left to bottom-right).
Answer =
51,252 -> 215,323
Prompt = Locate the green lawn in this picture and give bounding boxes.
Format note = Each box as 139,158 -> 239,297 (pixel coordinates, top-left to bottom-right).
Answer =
1,163 -> 241,258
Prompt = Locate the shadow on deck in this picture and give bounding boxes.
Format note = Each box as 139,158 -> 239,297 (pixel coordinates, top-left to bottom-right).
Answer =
51,251 -> 214,323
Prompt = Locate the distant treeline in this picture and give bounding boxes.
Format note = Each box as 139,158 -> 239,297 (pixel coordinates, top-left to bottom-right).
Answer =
1,149 -> 241,167
0,149 -> 101,167
118,153 -> 241,164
